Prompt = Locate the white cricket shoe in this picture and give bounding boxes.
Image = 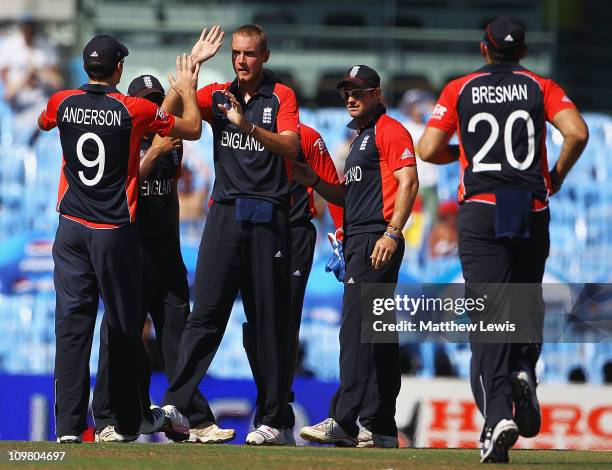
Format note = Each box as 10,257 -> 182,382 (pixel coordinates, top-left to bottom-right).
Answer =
56,435 -> 81,444
246,425 -> 285,445
356,427 -> 373,448
480,419 -> 518,463
300,418 -> 357,447
188,422 -> 236,444
95,425 -> 137,443
162,404 -> 190,436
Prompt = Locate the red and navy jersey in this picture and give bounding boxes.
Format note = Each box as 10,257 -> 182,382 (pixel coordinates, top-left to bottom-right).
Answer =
343,105 -> 416,236
137,138 -> 182,239
197,69 -> 300,207
427,63 -> 576,206
39,83 -> 175,227
289,123 -> 343,231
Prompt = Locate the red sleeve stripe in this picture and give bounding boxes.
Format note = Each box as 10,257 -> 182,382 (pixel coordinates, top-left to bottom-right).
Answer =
512,71 -> 544,91
458,73 -> 491,95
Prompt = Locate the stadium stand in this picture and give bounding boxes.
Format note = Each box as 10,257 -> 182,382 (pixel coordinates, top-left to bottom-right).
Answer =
0,85 -> 609,383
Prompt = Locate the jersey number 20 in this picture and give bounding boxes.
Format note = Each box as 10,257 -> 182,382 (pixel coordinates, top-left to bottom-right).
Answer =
468,110 -> 535,173
76,132 -> 105,186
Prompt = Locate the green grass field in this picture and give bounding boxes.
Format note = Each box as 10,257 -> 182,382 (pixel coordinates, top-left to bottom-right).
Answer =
0,442 -> 611,470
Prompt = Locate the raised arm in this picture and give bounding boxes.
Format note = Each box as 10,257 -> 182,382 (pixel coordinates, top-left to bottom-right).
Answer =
162,25 -> 224,116
166,54 -> 201,140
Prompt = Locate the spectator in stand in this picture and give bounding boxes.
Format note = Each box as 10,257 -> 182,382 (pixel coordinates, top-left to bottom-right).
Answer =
177,164 -> 207,223
427,200 -> 459,258
0,16 -> 63,143
399,89 -> 439,221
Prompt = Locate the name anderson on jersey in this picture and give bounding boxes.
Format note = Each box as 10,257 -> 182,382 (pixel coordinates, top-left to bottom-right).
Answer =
61,107 -> 122,126
221,130 -> 265,152
471,83 -> 528,104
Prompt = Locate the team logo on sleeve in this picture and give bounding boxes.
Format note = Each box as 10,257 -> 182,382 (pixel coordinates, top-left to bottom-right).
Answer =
431,103 -> 447,120
156,107 -> 169,121
401,148 -> 414,160
262,107 -> 272,124
315,138 -> 328,155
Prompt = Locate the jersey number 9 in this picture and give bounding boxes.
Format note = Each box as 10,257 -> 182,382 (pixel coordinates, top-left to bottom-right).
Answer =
76,132 -> 106,186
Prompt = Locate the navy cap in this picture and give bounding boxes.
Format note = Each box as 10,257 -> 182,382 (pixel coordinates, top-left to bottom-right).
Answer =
128,74 -> 165,98
483,16 -> 525,51
83,34 -> 129,68
337,65 -> 381,90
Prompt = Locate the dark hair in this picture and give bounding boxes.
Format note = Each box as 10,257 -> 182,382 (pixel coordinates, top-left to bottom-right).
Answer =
489,46 -> 524,64
84,60 -> 117,81
233,24 -> 268,52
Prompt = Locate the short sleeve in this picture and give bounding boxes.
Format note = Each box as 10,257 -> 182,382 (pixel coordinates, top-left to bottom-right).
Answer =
377,116 -> 417,173
131,97 -> 175,137
301,125 -> 344,231
196,85 -> 215,124
38,91 -> 65,130
274,85 -> 300,134
543,79 -> 576,122
426,82 -> 459,134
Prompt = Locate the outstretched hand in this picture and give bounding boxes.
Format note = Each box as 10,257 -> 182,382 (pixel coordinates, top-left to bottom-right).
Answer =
168,53 -> 200,95
191,25 -> 224,66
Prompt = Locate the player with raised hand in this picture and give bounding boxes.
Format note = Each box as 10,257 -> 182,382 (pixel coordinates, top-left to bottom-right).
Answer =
38,34 -> 202,444
162,24 -> 301,446
419,16 -> 588,463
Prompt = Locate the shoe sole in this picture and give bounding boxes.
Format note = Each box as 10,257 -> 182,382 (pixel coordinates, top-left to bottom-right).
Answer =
189,432 -> 236,444
299,430 -> 356,447
356,440 -> 374,448
511,373 -> 541,438
480,423 -> 519,463
245,441 -> 285,446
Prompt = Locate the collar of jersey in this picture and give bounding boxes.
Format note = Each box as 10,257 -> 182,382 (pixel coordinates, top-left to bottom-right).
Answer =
347,103 -> 386,131
477,63 -> 526,74
228,68 -> 276,99
80,83 -> 120,94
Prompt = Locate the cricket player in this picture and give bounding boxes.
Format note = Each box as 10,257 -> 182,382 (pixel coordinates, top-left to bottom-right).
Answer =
91,74 -> 233,444
161,25 -> 301,445
38,34 -> 203,443
418,16 -> 588,463
297,65 -> 419,448
248,122 -> 343,443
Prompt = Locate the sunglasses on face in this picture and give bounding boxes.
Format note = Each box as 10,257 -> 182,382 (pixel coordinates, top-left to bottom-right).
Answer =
340,88 -> 376,101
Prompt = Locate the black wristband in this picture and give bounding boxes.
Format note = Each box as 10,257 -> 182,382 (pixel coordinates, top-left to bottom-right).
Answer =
312,175 -> 321,188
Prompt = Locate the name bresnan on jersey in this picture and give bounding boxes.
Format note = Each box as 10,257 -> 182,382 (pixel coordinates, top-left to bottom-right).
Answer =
471,83 -> 528,104
61,107 -> 122,126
